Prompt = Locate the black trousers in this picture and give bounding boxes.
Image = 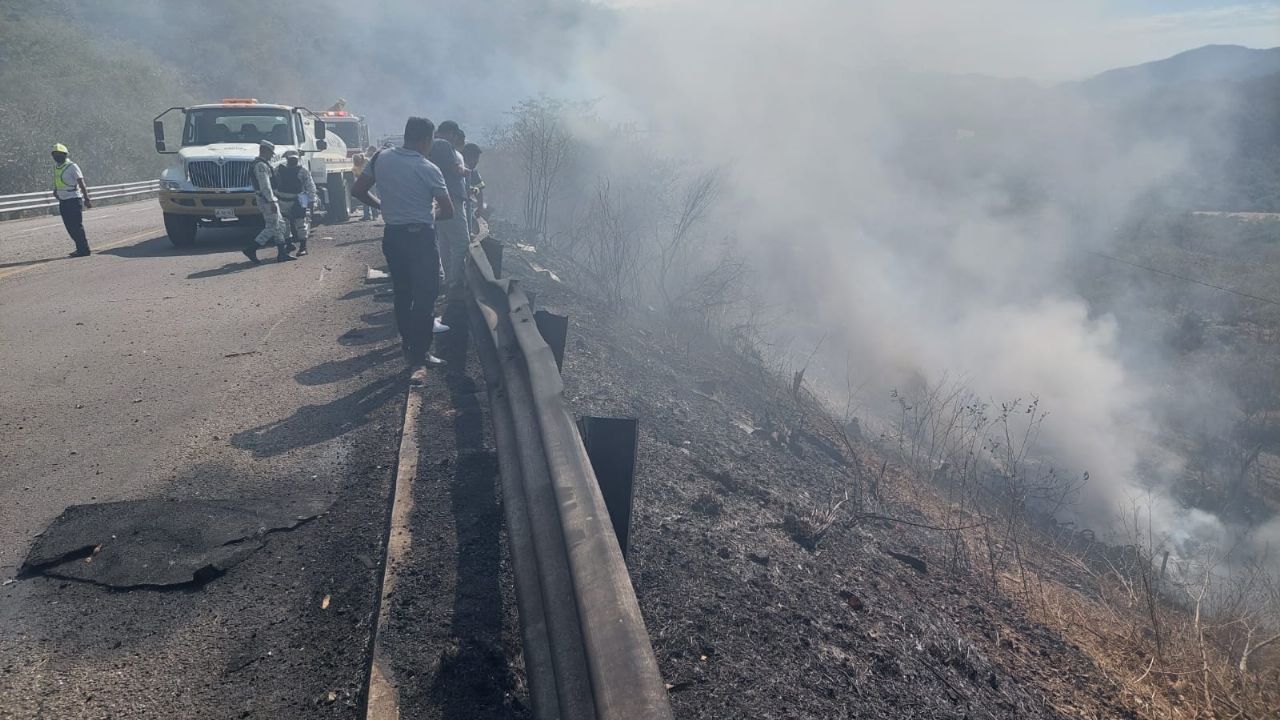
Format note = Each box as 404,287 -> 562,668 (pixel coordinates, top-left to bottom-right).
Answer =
382,224 -> 441,361
59,198 -> 90,253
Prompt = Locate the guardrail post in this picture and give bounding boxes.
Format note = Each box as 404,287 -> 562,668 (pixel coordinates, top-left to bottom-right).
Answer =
480,236 -> 503,277
576,416 -> 639,558
533,310 -> 568,372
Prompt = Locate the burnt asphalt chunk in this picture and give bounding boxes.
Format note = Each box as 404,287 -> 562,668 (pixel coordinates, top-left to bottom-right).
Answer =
20,497 -> 332,588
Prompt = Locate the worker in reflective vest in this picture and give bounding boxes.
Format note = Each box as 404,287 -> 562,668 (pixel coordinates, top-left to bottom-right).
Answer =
51,143 -> 92,257
274,150 -> 318,256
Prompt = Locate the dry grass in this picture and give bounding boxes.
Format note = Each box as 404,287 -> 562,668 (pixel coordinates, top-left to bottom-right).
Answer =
893,466 -> 1280,719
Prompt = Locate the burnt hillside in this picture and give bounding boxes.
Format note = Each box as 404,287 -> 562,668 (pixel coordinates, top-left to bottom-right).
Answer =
485,228 -> 1279,718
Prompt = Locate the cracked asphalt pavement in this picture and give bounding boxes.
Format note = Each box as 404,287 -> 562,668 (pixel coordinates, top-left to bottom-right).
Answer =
0,203 -> 410,718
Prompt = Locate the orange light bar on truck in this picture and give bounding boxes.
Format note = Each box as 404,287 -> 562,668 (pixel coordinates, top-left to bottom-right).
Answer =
322,110 -> 349,117
220,98 -> 260,104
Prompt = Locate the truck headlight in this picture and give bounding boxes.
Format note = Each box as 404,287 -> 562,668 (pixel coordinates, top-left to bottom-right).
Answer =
160,180 -> 183,191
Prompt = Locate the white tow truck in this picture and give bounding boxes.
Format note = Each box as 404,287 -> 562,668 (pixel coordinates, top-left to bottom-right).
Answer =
152,99 -> 356,247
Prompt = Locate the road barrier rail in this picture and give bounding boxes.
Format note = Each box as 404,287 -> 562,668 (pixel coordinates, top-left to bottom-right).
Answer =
0,180 -> 159,221
465,236 -> 674,720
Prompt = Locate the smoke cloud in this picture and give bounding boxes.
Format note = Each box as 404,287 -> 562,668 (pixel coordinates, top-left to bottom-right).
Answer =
562,0 -> 1267,558
14,0 -> 1271,560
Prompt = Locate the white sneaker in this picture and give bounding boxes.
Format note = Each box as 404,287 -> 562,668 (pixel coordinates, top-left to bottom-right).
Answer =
424,354 -> 447,367
433,318 -> 451,334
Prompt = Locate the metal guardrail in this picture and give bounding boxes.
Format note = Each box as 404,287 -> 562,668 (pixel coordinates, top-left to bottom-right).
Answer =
0,180 -> 158,220
465,237 -> 674,720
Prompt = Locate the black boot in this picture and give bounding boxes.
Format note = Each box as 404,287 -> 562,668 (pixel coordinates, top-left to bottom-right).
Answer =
297,240 -> 308,256
276,243 -> 296,262
242,244 -> 261,265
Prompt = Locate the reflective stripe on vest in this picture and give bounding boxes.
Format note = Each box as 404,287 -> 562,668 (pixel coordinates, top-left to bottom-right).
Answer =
54,163 -> 72,190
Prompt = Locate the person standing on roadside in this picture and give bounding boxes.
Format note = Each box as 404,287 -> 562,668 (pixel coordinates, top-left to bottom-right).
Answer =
351,117 -> 455,369
50,143 -> 92,257
274,150 -> 318,256
462,142 -> 485,235
429,120 -> 470,300
452,129 -> 472,236
242,140 -> 295,264
355,146 -> 381,221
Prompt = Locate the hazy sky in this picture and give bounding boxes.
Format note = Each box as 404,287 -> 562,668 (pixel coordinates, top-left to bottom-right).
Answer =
596,0 -> 1280,79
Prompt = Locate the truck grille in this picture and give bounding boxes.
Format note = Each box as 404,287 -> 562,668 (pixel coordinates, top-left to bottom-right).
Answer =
187,160 -> 254,190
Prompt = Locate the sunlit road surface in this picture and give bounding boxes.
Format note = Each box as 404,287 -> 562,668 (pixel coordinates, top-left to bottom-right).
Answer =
0,202 -> 164,275
0,200 -> 405,717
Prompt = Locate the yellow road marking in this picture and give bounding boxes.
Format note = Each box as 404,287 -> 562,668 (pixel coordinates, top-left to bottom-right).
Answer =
7,204 -> 152,238
0,227 -> 163,281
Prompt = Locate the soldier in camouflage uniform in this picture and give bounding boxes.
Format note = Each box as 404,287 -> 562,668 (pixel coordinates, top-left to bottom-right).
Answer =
275,149 -> 318,255
242,140 -> 295,264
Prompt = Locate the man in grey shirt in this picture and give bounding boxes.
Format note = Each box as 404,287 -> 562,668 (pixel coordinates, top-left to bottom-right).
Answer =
351,117 -> 455,368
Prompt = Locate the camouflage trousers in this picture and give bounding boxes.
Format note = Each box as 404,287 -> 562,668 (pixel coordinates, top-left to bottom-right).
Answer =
253,204 -> 287,247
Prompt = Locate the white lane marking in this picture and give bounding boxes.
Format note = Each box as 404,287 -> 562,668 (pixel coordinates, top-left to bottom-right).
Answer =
256,312 -> 292,348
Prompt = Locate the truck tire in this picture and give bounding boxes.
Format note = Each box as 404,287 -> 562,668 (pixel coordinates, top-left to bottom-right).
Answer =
163,213 -> 198,247
326,173 -> 349,224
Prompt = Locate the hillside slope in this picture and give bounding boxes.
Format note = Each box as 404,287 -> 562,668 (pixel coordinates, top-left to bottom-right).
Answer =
495,233 -> 1169,719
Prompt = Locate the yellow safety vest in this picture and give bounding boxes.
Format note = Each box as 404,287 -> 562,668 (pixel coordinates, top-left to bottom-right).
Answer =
54,162 -> 73,190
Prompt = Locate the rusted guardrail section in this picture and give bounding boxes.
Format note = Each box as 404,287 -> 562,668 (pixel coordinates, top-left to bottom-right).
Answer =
465,236 -> 674,720
0,180 -> 158,221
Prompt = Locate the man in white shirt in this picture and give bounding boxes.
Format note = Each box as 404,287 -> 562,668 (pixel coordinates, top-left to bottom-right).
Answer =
50,143 -> 92,257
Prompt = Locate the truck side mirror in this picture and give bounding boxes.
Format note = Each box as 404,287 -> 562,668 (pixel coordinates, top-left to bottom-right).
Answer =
314,120 -> 327,140
153,120 -> 166,153
316,139 -> 328,151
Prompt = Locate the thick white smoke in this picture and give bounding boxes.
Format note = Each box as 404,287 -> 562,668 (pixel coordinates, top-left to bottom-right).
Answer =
571,0 -> 1249,553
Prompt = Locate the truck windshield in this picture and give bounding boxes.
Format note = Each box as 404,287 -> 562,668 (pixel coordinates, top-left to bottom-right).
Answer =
183,108 -> 296,146
326,120 -> 365,150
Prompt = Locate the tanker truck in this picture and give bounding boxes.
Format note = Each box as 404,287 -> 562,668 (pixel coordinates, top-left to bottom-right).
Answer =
152,99 -> 356,247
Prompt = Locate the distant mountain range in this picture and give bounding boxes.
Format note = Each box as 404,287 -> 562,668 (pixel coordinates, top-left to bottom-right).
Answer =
910,44 -> 1280,212
1078,45 -> 1280,212
1075,44 -> 1280,96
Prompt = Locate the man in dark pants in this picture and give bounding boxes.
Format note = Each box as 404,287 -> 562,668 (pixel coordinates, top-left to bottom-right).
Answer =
50,143 -> 92,257
351,116 -> 455,369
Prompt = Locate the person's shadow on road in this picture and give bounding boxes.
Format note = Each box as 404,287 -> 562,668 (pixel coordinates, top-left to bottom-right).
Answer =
102,234 -> 248,259
0,256 -> 69,270
294,345 -> 398,386
230,374 -> 402,457
187,261 -> 260,279
427,304 -> 528,720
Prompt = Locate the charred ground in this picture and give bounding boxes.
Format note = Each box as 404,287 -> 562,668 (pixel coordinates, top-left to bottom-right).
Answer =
477,235 -> 1164,719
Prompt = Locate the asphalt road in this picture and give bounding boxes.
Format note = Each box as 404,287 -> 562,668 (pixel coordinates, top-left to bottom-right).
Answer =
0,202 -> 413,718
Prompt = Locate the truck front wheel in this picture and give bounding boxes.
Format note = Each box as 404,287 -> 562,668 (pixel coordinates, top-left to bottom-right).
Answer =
163,213 -> 198,247
327,173 -> 349,224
